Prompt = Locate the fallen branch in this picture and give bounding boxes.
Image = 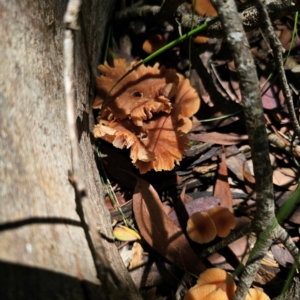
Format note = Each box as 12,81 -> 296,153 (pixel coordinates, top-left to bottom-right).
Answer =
63,1 -> 142,298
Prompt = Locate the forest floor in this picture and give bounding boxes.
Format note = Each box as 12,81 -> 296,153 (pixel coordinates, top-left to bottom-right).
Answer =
93,1 -> 300,299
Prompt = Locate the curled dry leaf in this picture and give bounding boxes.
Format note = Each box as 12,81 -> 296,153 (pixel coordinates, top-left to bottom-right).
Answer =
113,225 -> 141,242
93,59 -> 200,173
133,178 -> 206,275
129,242 -> 144,270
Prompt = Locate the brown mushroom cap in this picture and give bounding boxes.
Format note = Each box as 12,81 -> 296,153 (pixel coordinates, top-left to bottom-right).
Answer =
208,206 -> 236,238
186,212 -> 217,244
193,36 -> 210,44
93,59 -> 200,174
193,0 -> 217,17
142,34 -> 167,54
245,288 -> 270,300
184,284 -> 228,300
197,268 -> 236,300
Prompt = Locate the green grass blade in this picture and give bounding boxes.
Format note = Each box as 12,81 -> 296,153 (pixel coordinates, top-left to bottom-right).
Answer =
188,0 -> 197,76
105,17 -> 219,100
197,109 -> 243,123
284,11 -> 299,64
103,25 -> 112,64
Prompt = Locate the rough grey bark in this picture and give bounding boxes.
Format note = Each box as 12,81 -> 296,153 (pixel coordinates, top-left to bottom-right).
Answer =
0,1 -> 141,299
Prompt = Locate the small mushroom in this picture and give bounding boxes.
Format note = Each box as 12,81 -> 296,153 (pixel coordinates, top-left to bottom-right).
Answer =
193,0 -> 217,17
245,288 -> 270,300
184,283 -> 228,300
208,206 -> 236,238
142,34 -> 167,54
193,36 -> 210,44
186,212 -> 217,244
197,268 -> 236,300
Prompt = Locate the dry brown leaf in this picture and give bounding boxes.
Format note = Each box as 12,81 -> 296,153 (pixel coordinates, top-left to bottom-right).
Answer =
93,59 -> 200,173
273,169 -> 297,187
242,164 -> 256,196
224,145 -> 255,195
271,244 -> 294,268
133,178 -> 206,275
129,242 -> 144,270
189,132 -> 248,145
208,236 -> 249,270
168,196 -> 221,227
129,256 -> 181,288
214,150 -> 233,210
288,206 -> 300,224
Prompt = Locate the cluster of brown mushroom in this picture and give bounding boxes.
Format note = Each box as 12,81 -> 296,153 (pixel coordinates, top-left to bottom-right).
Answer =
190,0 -> 218,44
186,206 -> 236,244
93,59 -> 200,174
142,0 -> 218,53
184,268 -> 270,300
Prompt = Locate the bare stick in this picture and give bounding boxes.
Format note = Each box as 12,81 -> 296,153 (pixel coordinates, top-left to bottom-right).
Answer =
275,226 -> 300,267
199,222 -> 252,258
253,0 -> 300,139
209,0 -> 275,298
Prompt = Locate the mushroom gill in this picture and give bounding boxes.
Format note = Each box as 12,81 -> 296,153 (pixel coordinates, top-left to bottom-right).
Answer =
93,59 -> 200,173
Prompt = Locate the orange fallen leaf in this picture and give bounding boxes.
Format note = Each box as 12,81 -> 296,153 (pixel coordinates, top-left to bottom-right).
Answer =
133,178 -> 206,275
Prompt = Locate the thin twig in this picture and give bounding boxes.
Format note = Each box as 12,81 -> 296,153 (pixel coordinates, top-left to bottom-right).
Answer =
199,222 -> 252,258
210,0 -> 275,298
275,226 -> 300,266
114,5 -> 161,24
254,0 -> 300,139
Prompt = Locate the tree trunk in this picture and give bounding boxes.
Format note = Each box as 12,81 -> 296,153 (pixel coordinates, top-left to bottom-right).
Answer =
0,1 -> 141,299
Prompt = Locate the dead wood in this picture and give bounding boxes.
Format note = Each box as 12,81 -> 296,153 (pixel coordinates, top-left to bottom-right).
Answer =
0,1 -> 141,299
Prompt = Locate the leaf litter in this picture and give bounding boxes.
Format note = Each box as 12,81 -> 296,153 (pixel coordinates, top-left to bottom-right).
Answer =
93,2 -> 300,299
